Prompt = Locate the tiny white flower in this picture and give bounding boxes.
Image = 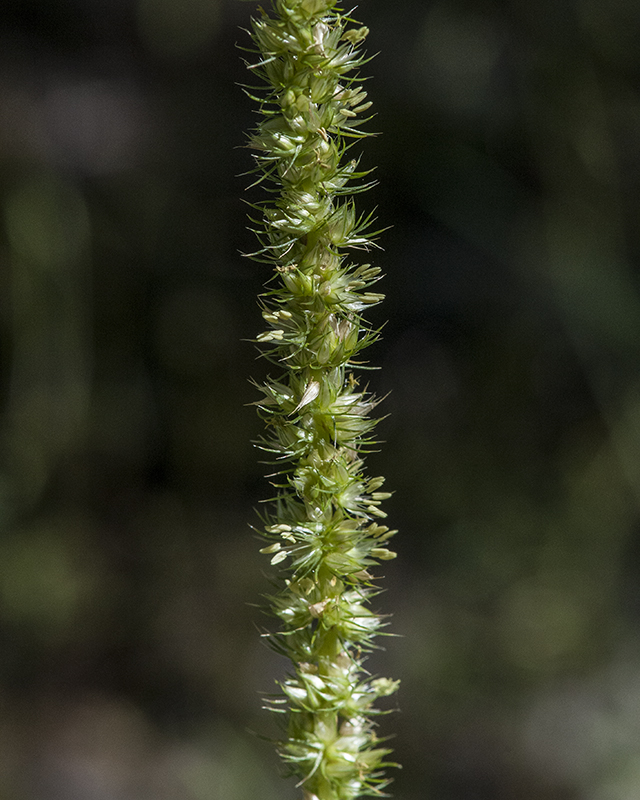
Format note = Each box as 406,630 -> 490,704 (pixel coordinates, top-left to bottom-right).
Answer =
293,380 -> 320,412
308,599 -> 329,617
312,22 -> 329,55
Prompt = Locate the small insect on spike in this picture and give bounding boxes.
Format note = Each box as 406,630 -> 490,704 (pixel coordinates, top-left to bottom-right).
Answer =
242,0 -> 399,797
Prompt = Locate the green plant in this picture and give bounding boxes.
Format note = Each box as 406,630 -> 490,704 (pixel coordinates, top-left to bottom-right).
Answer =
242,2 -> 399,798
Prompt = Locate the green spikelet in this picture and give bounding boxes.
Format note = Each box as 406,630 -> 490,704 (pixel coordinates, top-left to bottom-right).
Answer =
242,2 -> 399,798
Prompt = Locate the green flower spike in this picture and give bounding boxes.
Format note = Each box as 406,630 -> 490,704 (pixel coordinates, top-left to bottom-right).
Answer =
242,2 -> 399,798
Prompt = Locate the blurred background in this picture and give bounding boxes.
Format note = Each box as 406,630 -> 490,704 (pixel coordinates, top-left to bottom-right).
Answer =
1,0 -> 640,798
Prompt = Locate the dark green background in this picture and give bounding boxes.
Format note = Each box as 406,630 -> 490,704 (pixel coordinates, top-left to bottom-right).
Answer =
2,1 -> 640,798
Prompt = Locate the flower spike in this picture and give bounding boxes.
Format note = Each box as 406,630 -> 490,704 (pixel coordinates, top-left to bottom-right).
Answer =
242,1 -> 399,798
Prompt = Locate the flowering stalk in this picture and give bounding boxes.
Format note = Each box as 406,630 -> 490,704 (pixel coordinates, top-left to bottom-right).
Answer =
242,2 -> 399,798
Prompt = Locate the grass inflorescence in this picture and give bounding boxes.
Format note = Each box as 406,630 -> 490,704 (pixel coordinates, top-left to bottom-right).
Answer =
242,2 -> 399,798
